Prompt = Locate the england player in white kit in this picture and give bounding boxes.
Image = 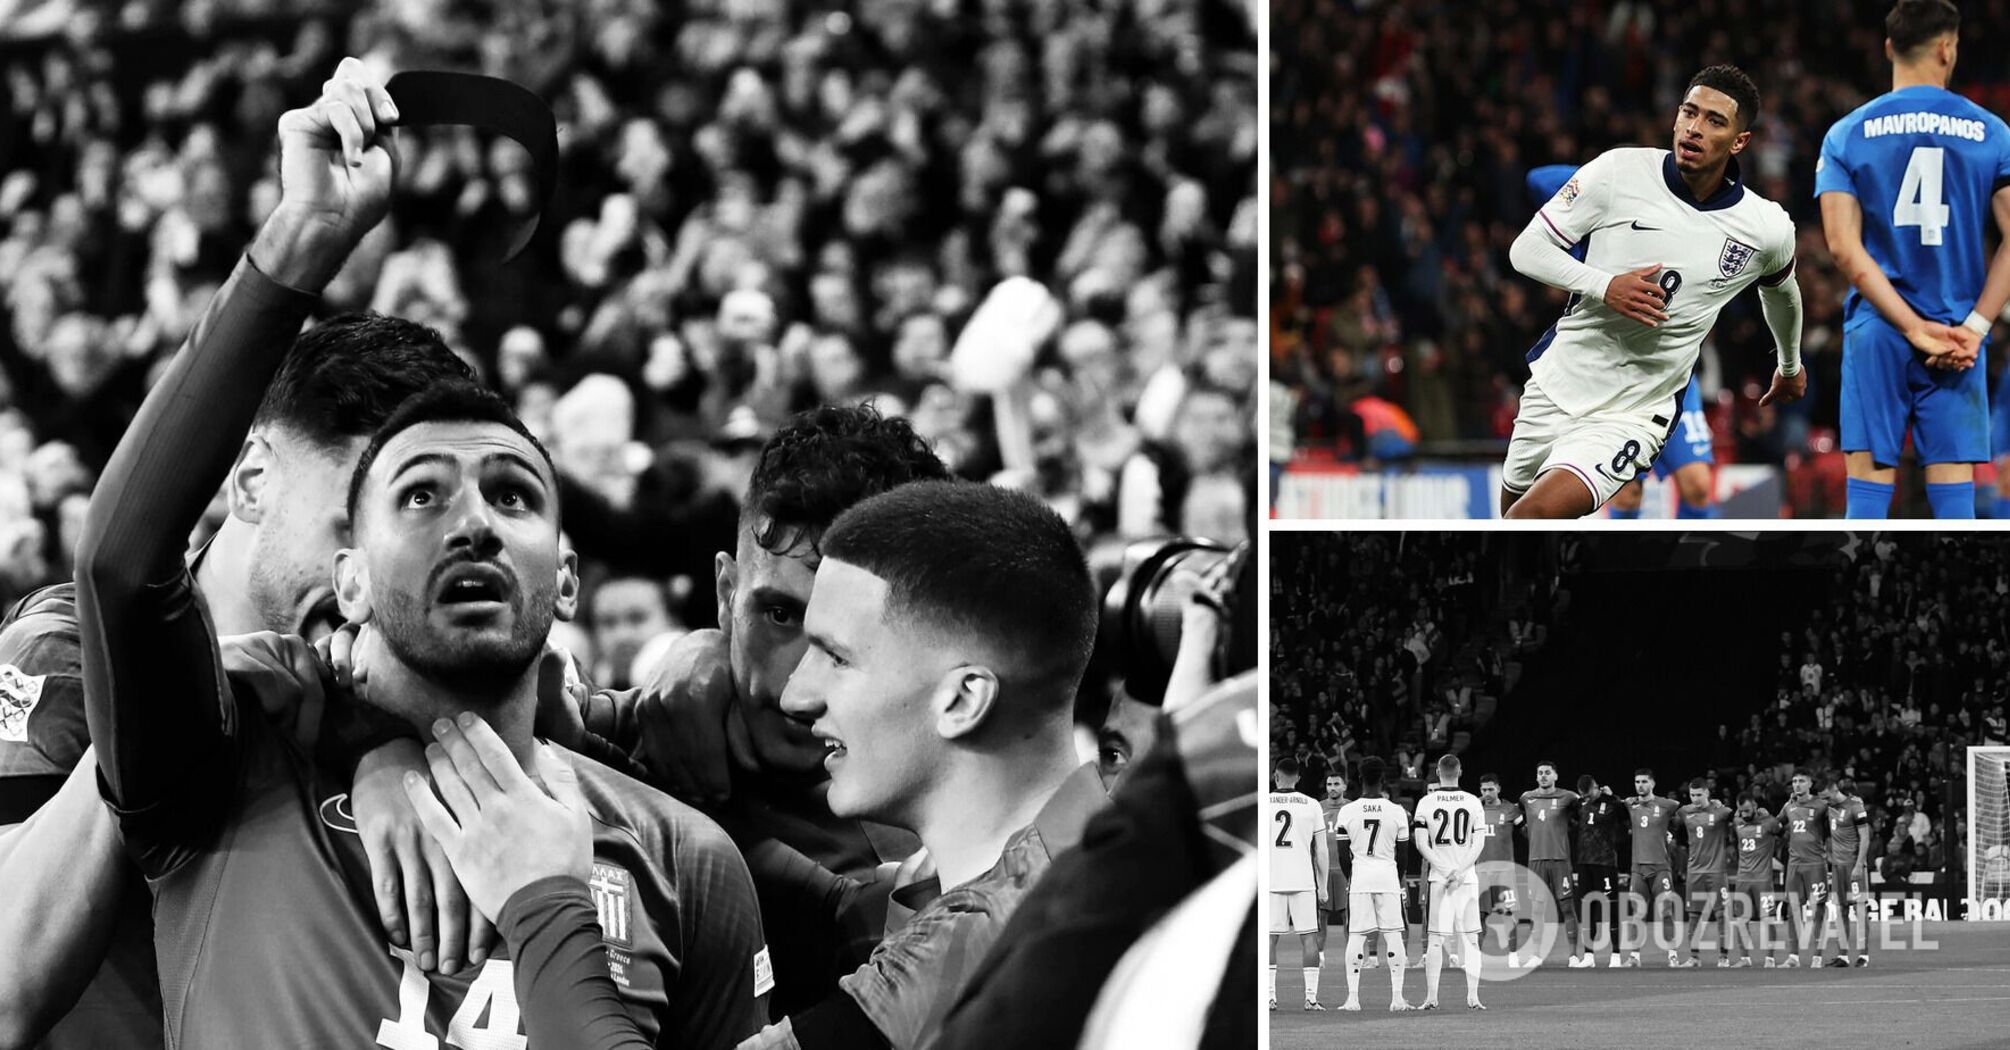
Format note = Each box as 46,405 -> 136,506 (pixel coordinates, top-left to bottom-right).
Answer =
1267,758 -> 1329,1011
1336,757 -> 1413,1012
1504,65 -> 1808,518
1412,755 -> 1489,1011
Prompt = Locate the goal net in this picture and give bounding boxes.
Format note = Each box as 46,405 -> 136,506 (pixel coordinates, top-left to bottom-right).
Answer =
1969,746 -> 2010,919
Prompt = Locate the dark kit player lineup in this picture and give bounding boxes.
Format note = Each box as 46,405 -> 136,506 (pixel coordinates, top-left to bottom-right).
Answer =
0,0 -> 1263,1043
1268,531 -> 2010,1048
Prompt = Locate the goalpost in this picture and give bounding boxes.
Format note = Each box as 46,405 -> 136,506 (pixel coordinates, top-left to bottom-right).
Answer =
1968,746 -> 2010,920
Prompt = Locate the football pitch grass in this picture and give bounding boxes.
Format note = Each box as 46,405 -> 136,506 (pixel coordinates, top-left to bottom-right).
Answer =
1268,923 -> 2010,1049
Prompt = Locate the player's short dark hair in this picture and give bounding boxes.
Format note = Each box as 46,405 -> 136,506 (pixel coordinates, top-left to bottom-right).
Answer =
1479,772 -> 1500,786
1577,774 -> 1597,794
1437,754 -> 1461,779
1887,0 -> 1961,57
1686,64 -> 1761,131
1834,775 -> 1856,796
820,481 -> 1096,712
1737,791 -> 1758,806
1687,777 -> 1708,792
347,381 -> 557,532
1793,768 -> 1812,780
1274,757 -> 1301,777
255,313 -> 474,453
1535,758 -> 1558,773
744,403 -> 949,558
1359,756 -> 1387,789
1327,771 -> 1347,783
1635,767 -> 1655,779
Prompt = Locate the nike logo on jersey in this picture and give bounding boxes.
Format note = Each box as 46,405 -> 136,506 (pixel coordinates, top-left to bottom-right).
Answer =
319,793 -> 361,835
1629,221 -> 1661,231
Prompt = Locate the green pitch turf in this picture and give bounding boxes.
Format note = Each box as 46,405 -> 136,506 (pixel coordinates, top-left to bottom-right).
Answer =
1268,923 -> 2010,1049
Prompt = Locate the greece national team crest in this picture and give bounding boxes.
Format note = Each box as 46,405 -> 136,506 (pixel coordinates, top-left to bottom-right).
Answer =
590,862 -> 634,949
1719,237 -> 1757,278
0,663 -> 45,742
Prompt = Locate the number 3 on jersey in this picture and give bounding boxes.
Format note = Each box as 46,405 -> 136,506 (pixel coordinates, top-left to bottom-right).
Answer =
1895,146 -> 1950,247
378,949 -> 526,1050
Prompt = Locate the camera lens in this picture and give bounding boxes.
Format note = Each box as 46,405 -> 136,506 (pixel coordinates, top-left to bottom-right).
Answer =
1100,538 -> 1234,706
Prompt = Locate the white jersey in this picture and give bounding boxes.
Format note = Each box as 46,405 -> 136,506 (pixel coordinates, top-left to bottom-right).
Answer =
1266,791 -> 1326,893
1527,147 -> 1797,417
1336,796 -> 1408,893
1412,788 -> 1487,887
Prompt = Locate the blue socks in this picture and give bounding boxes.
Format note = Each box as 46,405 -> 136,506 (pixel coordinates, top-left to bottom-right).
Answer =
1926,481 -> 1976,519
1845,478 -> 1895,519
1675,500 -> 1718,519
1607,506 -> 1641,520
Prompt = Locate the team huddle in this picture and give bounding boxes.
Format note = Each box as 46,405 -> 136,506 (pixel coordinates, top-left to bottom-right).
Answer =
1504,0 -> 2010,519
1267,756 -> 1880,1015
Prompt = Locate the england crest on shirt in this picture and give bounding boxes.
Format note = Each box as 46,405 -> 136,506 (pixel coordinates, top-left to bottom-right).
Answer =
1719,237 -> 1758,278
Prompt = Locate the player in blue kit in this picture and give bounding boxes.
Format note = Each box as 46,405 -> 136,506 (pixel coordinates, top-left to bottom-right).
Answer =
1519,165 -> 1731,520
1817,0 -> 2010,518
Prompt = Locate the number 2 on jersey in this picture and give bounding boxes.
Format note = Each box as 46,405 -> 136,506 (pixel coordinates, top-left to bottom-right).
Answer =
1894,146 -> 1951,247
1274,809 -> 1294,848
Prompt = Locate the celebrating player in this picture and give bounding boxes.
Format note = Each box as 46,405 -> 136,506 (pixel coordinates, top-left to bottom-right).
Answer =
1476,773 -> 1526,966
1817,0 -> 2010,518
1779,770 -> 1833,966
1503,64 -> 1804,518
1337,757 -> 1412,1012
1670,779 -> 1735,967
74,62 -> 770,1047
1519,760 -> 1585,966
1267,759 -> 1330,1011
1523,164 -> 1719,520
1622,769 -> 1684,967
1572,775 -> 1628,967
1823,776 -> 1874,966
1413,755 -> 1486,1011
1730,792 -> 1785,967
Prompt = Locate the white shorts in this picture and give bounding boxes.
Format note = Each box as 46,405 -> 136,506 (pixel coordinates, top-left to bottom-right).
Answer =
1348,890 -> 1406,935
1427,880 -> 1482,936
1269,890 -> 1319,935
1503,376 -> 1671,511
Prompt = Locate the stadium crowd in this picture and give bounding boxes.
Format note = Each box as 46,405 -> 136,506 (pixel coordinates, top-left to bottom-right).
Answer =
1270,0 -> 2010,510
0,0 -> 1258,683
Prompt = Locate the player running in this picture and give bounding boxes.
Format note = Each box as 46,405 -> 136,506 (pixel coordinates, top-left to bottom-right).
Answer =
1337,758 -> 1413,1012
1518,760 -> 1585,966
1572,775 -> 1628,967
1823,776 -> 1874,967
1475,773 -> 1527,968
1730,792 -> 1786,967
1268,759 -> 1330,1010
1818,0 -> 2010,519
1671,779 -> 1736,967
1623,769 -> 1684,967
1524,165 -> 1720,520
1412,756 -> 1487,1012
1779,771 -> 1833,966
1504,64 -> 1804,519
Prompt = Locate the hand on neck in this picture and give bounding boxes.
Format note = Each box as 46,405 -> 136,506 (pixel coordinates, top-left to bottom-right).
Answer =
364,648 -> 541,769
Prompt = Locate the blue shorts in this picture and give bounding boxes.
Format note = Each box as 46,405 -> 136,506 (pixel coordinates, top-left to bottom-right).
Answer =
1654,376 -> 1714,478
1842,318 -> 1990,466
1992,364 -> 2010,458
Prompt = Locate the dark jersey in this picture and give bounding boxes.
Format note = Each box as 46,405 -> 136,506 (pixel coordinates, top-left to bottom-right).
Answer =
1735,814 -> 1783,882
1575,793 -> 1626,867
1518,787 -> 1579,862
0,583 -> 163,1050
1625,795 -> 1682,867
142,698 -> 769,1049
1479,799 -> 1522,865
1780,796 -> 1831,865
1676,801 -> 1735,874
1827,795 -> 1871,867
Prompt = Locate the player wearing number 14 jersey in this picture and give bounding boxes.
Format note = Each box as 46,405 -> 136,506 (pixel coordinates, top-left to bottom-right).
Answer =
1817,0 -> 2010,519
1505,64 -> 1804,519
